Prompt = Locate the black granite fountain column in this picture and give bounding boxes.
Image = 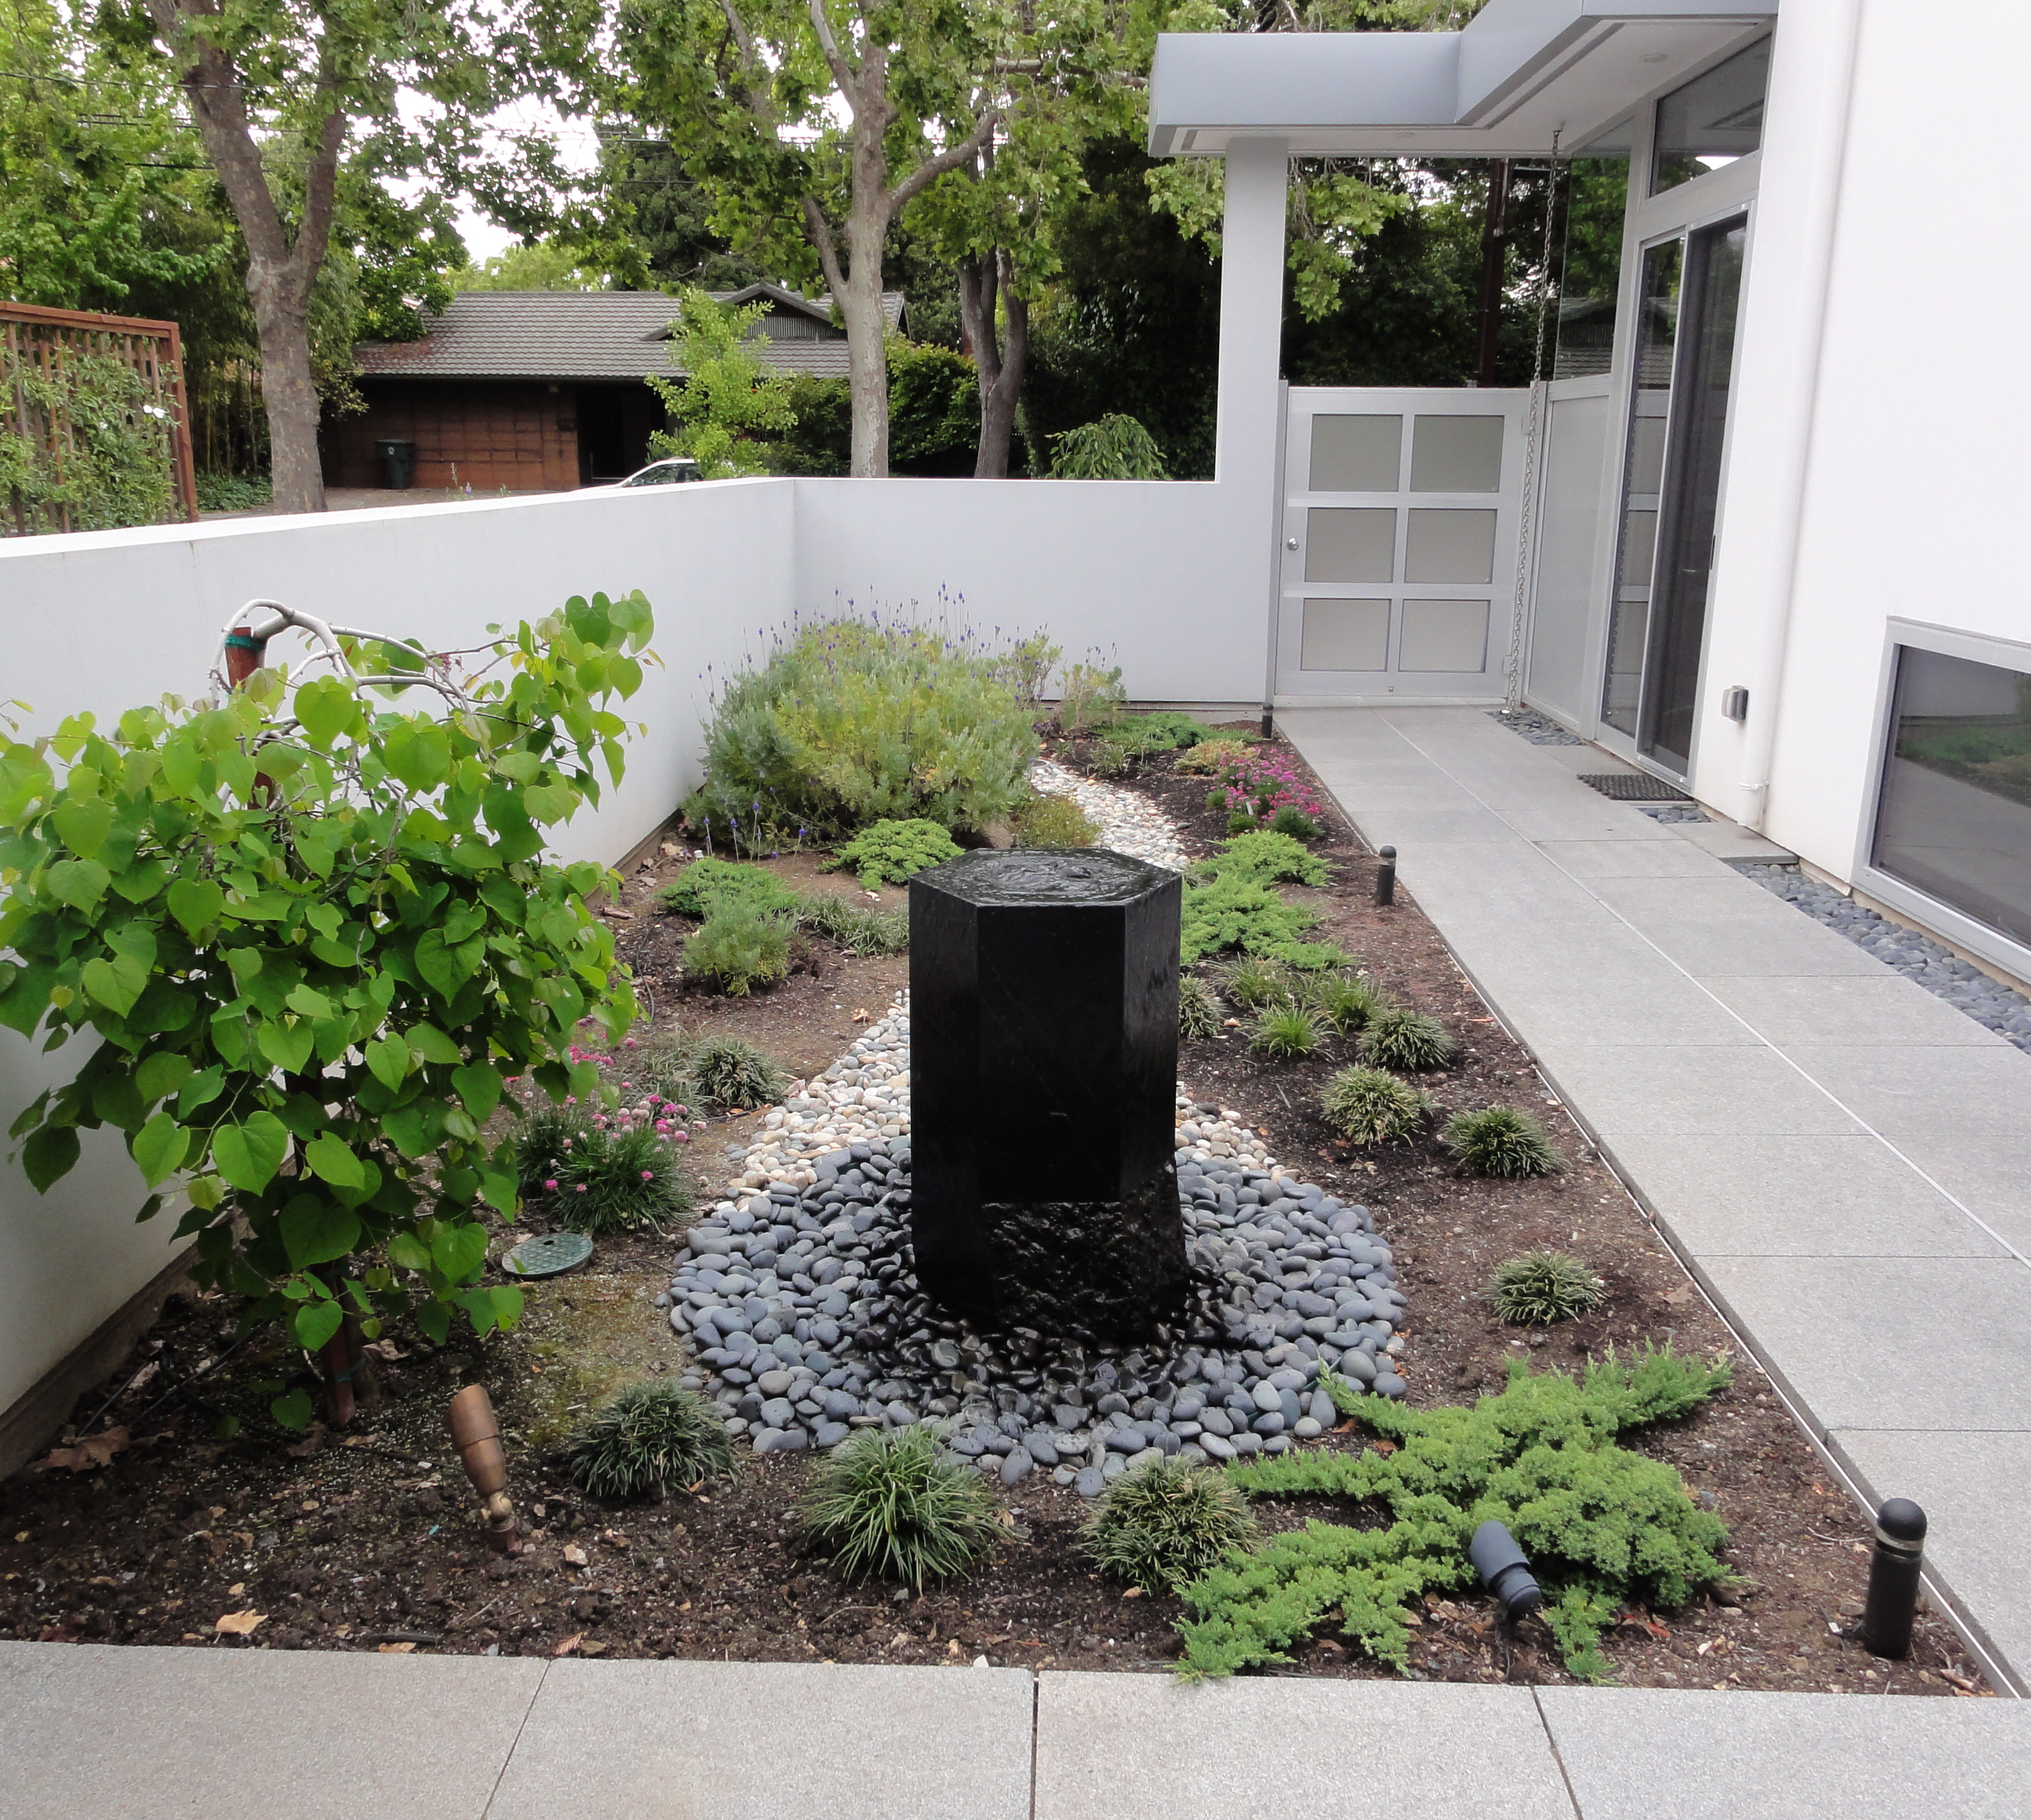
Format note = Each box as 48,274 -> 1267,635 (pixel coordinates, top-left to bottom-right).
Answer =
908,848 -> 1187,1345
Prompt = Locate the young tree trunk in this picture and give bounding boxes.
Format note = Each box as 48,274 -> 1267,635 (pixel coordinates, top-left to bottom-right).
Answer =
959,248 -> 1028,479
144,1 -> 343,512
840,195 -> 894,479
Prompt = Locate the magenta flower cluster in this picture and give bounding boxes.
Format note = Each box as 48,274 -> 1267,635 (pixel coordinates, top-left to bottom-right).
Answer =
1219,753 -> 1324,821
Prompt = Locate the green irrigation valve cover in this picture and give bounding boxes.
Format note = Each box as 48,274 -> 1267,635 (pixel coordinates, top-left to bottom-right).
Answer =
502,1231 -> 594,1278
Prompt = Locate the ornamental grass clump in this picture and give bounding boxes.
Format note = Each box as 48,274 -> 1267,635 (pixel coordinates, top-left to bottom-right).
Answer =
1305,972 -> 1383,1036
1013,793 -> 1099,848
1218,954 -> 1291,1011
1082,1457 -> 1259,1594
1179,974 -> 1223,1040
566,1381 -> 736,1501
1176,1347 -> 1735,1682
1251,1003 -> 1324,1060
795,892 -> 909,956
1490,1251 -> 1605,1325
546,1122 -> 692,1235
1358,1006 -> 1456,1072
684,906 -> 791,995
825,817 -> 964,887
796,1425 -> 1001,1590
686,1036 -> 788,1110
1445,1105 -> 1565,1178
512,1099 -> 591,1193
1268,805 -> 1322,841
1319,1066 -> 1427,1146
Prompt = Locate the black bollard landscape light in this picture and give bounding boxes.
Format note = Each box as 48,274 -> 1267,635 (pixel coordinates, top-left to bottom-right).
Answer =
1471,1520 -> 1543,1621
1373,846 -> 1397,908
1862,1497 -> 1928,1659
909,848 -> 1189,1345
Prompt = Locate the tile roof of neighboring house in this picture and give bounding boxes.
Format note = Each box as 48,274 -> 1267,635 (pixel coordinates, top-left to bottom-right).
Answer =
353,283 -> 904,383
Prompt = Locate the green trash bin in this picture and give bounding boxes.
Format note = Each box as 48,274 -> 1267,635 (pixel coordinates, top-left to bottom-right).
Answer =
374,438 -> 416,489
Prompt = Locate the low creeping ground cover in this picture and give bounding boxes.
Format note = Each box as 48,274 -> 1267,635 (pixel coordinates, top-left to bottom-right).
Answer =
1177,1347 -> 1734,1683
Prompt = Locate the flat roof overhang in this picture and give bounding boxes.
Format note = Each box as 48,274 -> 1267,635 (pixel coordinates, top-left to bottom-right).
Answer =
1148,0 -> 1776,158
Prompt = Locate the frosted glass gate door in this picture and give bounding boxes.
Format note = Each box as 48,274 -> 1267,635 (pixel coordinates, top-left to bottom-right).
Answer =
1277,390 -> 1527,702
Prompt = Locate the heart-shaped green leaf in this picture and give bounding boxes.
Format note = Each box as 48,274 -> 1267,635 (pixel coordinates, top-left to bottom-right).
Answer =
293,675 -> 359,752
414,1300 -> 451,1347
406,1022 -> 463,1066
81,949 -> 149,1018
23,1124 -> 80,1191
364,1035 -> 410,1093
177,1065 -> 225,1118
165,877 -> 224,938
46,857 -> 110,911
52,796 -> 115,858
271,1387 -> 315,1430
304,1132 -> 365,1189
131,1112 -> 190,1187
452,1062 -> 503,1123
386,1231 -> 432,1273
431,1220 -> 489,1283
281,1194 -> 362,1269
136,1051 -> 193,1105
285,984 -> 334,1019
256,1017 -> 316,1075
212,1111 -> 289,1193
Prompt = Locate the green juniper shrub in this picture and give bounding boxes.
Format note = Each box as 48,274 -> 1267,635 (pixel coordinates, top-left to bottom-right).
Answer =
1202,829 -> 1328,887
694,620 -> 1040,839
658,857 -> 801,920
1358,1006 -> 1456,1072
1445,1105 -> 1566,1178
1268,805 -> 1322,841
566,1381 -> 736,1501
1126,711 -> 1231,750
1251,1003 -> 1324,1061
1179,876 -> 1319,964
1305,972 -> 1383,1036
1275,942 -> 1357,972
1218,954 -> 1292,1011
795,892 -> 909,956
1012,792 -> 1099,848
547,1122 -> 693,1235
686,1036 -> 789,1110
796,1424 -> 1001,1591
1179,974 -> 1224,1040
825,817 -> 964,888
1204,788 -> 1228,811
1081,1456 -> 1259,1594
1490,1251 -> 1605,1325
1318,1066 -> 1427,1146
1180,738 -> 1252,775
684,906 -> 793,996
1176,1347 -> 1735,1682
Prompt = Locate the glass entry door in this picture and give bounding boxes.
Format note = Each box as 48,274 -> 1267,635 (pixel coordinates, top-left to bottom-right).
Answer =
1600,212 -> 1748,774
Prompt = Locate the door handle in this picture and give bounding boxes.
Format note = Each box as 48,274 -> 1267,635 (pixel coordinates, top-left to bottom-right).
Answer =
1285,537 -> 1298,550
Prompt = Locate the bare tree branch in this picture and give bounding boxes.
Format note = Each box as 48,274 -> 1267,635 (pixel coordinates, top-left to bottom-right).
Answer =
887,106 -> 999,213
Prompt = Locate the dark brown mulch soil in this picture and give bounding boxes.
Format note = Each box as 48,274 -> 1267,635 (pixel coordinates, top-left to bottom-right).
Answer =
0,725 -> 1989,1696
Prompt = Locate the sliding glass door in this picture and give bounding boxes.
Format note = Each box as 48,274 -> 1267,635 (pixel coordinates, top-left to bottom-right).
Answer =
1600,212 -> 1748,774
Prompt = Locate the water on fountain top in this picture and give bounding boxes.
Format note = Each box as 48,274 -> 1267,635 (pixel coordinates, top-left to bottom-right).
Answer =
913,848 -> 1173,907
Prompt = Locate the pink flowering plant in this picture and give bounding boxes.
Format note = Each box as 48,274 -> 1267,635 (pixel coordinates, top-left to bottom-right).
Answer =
510,1036 -> 700,1235
1216,753 -> 1324,827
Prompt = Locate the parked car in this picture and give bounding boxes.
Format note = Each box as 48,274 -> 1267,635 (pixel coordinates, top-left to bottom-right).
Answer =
615,457 -> 703,487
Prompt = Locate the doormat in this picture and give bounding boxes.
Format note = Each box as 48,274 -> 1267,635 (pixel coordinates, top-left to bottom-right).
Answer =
1578,772 -> 1691,801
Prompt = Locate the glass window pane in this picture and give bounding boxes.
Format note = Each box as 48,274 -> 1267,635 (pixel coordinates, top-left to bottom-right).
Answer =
1404,508 -> 1495,584
1305,507 -> 1396,582
1300,598 -> 1390,672
1873,646 -> 2031,950
1553,158 -> 1631,379
1310,415 -> 1400,492
1398,600 -> 1490,673
1652,37 -> 1771,196
1410,416 -> 1503,492
1600,238 -> 1682,736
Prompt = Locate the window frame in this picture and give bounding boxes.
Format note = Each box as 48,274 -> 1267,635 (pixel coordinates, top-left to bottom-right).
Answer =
1853,617 -> 2031,982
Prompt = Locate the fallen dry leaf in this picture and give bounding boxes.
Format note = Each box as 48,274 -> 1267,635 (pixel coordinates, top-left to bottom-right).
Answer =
1122,1587 -> 1144,1599
580,1639 -> 608,1656
38,1426 -> 130,1473
1661,1285 -> 1695,1305
377,1641 -> 417,1655
851,1007 -> 869,1023
214,1609 -> 266,1636
553,1633 -> 584,1657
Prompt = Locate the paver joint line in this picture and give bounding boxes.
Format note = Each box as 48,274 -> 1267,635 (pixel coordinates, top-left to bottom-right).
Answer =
1531,1685 -> 1589,1820
480,1656 -> 551,1819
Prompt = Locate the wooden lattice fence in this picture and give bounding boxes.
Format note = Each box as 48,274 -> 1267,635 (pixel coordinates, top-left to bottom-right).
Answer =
2,301 -> 199,536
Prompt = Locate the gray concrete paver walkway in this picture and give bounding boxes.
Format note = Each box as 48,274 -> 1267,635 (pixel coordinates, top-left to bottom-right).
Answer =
8,1643 -> 2031,1819
1280,705 -> 2031,1692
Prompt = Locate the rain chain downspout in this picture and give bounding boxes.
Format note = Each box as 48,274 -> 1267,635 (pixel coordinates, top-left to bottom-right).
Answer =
1733,0 -> 1864,831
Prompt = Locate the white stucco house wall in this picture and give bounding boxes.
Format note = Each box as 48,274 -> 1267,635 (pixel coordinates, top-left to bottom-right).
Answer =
3,0 -> 2026,1454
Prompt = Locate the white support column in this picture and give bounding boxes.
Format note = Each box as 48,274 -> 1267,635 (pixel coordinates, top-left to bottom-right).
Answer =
1214,137 -> 1289,488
